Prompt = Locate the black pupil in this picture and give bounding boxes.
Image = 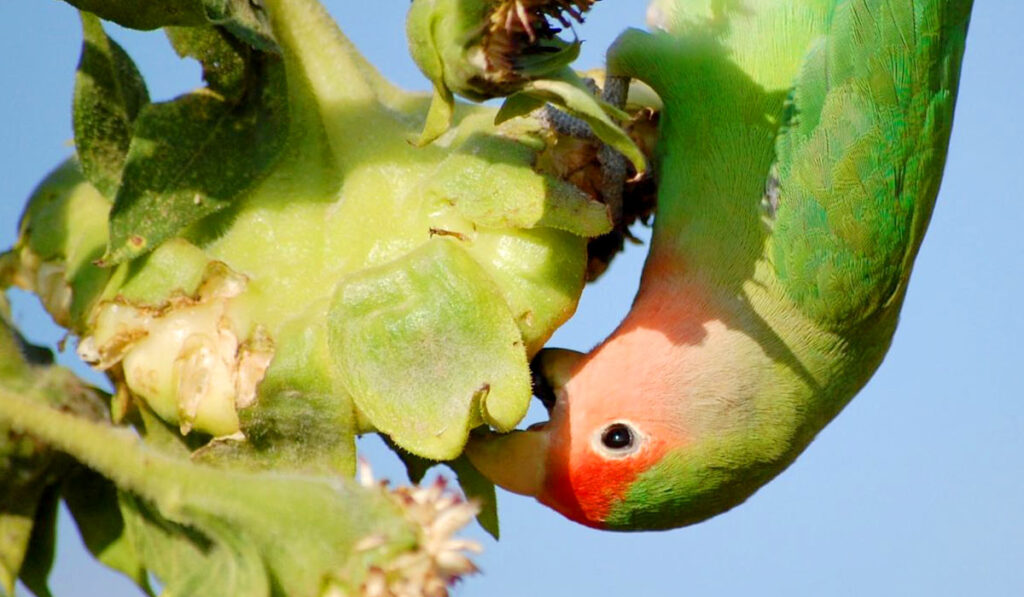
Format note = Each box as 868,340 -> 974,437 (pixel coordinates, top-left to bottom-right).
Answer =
601,424 -> 633,450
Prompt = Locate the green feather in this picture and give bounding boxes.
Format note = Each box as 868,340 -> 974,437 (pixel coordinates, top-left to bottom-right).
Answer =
598,0 -> 972,530
773,0 -> 973,327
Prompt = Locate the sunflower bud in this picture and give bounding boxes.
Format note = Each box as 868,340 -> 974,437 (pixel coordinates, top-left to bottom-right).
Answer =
407,0 -> 597,143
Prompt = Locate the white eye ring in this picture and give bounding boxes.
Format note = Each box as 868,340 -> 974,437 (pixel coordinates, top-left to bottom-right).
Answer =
591,420 -> 644,459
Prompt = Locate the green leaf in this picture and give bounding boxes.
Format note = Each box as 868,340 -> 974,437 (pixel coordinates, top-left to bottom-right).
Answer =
0,457 -> 51,597
17,484 -> 59,597
0,511 -> 30,596
500,70 -> 648,175
405,0 -> 455,144
0,393 -> 422,597
199,386 -> 358,475
165,26 -> 247,100
0,296 -> 33,383
406,0 -> 586,143
493,93 -> 546,123
172,516 -> 269,597
101,29 -> 288,266
0,300 -> 77,596
516,39 -> 581,79
119,494 -> 270,597
117,493 -> 216,597
446,456 -> 499,540
73,13 -> 150,200
424,132 -> 612,237
458,226 -> 591,356
8,159 -> 112,330
62,0 -> 206,30
385,437 -> 438,485
0,435 -> 57,597
62,469 -> 153,595
199,0 -> 277,53
329,239 -> 532,460
411,87 -> 455,146
61,0 -> 276,51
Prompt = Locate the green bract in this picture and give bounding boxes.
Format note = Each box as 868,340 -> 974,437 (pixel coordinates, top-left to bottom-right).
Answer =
407,0 -> 584,143
4,0 -> 620,472
407,0 -> 587,103
405,0 -> 648,175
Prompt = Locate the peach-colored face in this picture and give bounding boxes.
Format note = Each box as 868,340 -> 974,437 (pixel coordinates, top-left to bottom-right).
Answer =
533,255 -> 758,526
535,323 -> 690,527
466,254 -> 752,527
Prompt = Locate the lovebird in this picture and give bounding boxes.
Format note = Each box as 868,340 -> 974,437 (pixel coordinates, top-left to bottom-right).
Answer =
467,0 -> 974,530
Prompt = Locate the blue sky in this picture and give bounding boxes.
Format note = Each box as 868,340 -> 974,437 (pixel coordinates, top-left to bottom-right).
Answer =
1,1 -> 1022,596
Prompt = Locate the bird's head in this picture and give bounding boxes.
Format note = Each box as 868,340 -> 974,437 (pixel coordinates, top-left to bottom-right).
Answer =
466,347 -> 683,530
466,276 -> 799,530
466,340 -> 778,531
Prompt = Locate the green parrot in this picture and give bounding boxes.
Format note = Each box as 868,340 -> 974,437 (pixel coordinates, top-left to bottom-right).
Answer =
466,0 -> 974,530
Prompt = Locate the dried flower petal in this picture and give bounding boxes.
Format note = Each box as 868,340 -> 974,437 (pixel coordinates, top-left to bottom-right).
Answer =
348,463 -> 483,597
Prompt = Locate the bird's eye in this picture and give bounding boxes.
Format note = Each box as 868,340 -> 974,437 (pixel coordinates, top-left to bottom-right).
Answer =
601,423 -> 634,451
592,421 -> 643,458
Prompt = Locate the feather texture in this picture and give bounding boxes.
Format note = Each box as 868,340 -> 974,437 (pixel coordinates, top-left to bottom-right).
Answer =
773,0 -> 972,327
469,0 -> 974,531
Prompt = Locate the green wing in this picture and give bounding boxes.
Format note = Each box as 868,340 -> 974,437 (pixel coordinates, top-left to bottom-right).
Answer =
772,0 -> 972,329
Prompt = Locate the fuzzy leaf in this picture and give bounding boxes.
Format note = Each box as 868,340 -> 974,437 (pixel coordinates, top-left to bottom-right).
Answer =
412,87 -> 456,146
17,484 -> 59,597
407,0 -> 584,142
73,13 -> 150,200
516,39 -> 581,77
387,438 -> 438,485
0,453 -> 53,597
62,469 -> 152,595
459,226 -> 591,356
119,494 -> 269,597
10,160 -> 112,330
447,456 -> 499,540
101,33 -> 287,265
329,239 -> 532,460
424,132 -> 612,236
165,26 -> 247,99
199,0 -> 277,52
61,0 -> 206,30
0,511 -> 31,595
493,93 -> 546,123
116,493 -> 221,597
500,70 -> 648,175
0,394 -> 422,597
0,440 -> 59,597
60,0 -> 276,51
0,299 -> 76,595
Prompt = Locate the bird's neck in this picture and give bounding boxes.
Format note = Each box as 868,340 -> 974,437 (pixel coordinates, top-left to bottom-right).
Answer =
587,246 -> 888,446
